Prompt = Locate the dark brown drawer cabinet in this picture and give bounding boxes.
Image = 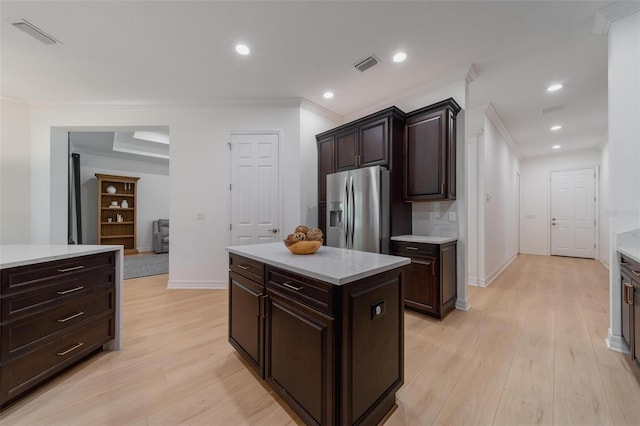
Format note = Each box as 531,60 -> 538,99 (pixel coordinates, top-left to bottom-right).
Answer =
620,253 -> 640,369
0,251 -> 116,408
391,240 -> 457,319
404,98 -> 460,201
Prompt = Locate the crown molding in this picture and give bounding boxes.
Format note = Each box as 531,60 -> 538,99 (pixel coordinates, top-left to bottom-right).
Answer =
595,128 -> 609,149
299,99 -> 343,123
593,1 -> 640,34
0,96 -> 29,106
24,97 -> 309,109
484,103 -> 521,159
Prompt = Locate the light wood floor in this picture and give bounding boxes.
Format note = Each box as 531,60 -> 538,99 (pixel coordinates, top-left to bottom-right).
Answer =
2,254 -> 640,425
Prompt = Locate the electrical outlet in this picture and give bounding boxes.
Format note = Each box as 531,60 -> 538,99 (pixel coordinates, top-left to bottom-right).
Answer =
371,300 -> 385,320
449,212 -> 457,222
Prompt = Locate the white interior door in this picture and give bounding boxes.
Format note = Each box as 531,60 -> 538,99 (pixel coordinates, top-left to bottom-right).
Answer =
229,133 -> 280,245
550,168 -> 595,258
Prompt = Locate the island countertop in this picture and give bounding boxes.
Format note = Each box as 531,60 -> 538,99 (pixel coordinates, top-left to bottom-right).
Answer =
0,244 -> 123,269
391,235 -> 458,244
226,242 -> 410,285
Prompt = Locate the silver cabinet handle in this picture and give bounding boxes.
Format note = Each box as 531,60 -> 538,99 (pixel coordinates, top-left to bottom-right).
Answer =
58,266 -> 84,273
283,282 -> 303,291
632,270 -> 640,277
237,265 -> 250,270
57,286 -> 84,295
57,311 -> 85,323
57,342 -> 84,356
405,246 -> 419,251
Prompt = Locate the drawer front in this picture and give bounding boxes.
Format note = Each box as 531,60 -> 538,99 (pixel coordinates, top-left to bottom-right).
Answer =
1,252 -> 115,295
620,254 -> 640,279
2,288 -> 115,360
229,254 -> 264,283
390,241 -> 437,257
267,267 -> 334,316
1,267 -> 114,321
0,315 -> 114,404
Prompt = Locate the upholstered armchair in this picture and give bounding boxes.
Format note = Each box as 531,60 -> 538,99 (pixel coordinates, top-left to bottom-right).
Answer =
152,219 -> 169,253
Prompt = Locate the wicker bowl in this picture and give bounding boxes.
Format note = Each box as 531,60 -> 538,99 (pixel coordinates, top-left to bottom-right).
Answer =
283,239 -> 322,255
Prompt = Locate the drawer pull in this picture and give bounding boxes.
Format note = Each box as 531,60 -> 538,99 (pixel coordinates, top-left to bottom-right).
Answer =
238,265 -> 251,270
405,246 -> 419,251
632,270 -> 640,277
57,342 -> 84,356
58,266 -> 85,273
57,286 -> 85,295
57,311 -> 85,323
283,282 -> 303,291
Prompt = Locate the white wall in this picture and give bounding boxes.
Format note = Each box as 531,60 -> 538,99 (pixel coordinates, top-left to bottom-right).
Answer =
75,151 -> 170,251
27,103 -> 301,289
482,115 -> 520,285
519,149 -> 600,256
606,10 -> 640,351
0,98 -> 31,244
599,141 -> 610,267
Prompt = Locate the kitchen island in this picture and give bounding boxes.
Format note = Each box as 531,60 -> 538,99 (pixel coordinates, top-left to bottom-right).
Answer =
226,242 -> 410,425
0,244 -> 123,408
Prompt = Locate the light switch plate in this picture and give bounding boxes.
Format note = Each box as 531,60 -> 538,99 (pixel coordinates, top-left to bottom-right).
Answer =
449,212 -> 456,222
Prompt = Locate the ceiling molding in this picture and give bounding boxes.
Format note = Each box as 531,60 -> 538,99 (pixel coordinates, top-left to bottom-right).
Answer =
299,99 -> 343,123
1,96 -> 29,106
484,103 -> 521,159
593,1 -> 640,34
26,97 -> 307,109
595,128 -> 609,149
466,63 -> 479,84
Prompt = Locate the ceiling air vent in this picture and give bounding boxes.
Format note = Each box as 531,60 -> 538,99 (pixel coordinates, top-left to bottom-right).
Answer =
541,104 -> 567,114
354,55 -> 379,72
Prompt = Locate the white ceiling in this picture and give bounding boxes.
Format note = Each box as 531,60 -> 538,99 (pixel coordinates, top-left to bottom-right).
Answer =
1,1 -> 615,158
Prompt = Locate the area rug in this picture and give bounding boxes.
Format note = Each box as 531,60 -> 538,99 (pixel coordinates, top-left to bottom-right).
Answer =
124,253 -> 168,279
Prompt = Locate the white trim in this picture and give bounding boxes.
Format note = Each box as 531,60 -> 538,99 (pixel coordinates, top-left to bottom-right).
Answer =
167,279 -> 227,290
599,258 -> 610,270
606,329 -> 630,354
300,99 -> 343,123
136,246 -> 152,253
484,254 -> 518,287
485,103 -> 521,159
519,249 -> 549,256
25,97 -> 309,109
0,96 -> 29,106
593,2 -> 640,34
468,276 -> 483,286
455,299 -> 471,311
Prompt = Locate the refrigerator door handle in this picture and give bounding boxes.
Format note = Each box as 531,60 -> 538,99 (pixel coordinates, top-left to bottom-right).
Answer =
344,178 -> 350,248
350,176 -> 355,249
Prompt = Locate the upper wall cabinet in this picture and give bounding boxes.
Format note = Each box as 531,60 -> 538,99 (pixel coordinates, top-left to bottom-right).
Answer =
403,98 -> 461,202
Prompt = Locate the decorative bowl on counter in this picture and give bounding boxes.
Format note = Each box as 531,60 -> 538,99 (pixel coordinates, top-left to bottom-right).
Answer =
284,239 -> 322,255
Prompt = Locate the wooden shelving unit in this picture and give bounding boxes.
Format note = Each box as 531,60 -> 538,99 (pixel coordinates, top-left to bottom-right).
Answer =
96,174 -> 140,255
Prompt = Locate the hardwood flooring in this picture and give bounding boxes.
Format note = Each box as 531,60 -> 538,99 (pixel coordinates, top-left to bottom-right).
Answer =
2,254 -> 640,425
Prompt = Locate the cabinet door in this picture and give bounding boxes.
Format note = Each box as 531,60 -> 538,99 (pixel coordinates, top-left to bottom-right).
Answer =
440,243 -> 457,307
228,272 -> 265,377
317,136 -> 335,203
266,292 -> 333,425
621,272 -> 633,350
359,118 -> 388,168
403,257 -> 438,314
404,110 -> 447,200
634,283 -> 639,367
335,128 -> 358,171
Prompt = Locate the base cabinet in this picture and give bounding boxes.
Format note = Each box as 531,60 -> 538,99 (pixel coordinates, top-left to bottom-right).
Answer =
620,253 -> 640,369
228,253 -> 404,425
391,240 -> 457,319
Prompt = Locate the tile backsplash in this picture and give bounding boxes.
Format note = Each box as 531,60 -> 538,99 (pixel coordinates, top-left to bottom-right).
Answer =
411,201 -> 458,237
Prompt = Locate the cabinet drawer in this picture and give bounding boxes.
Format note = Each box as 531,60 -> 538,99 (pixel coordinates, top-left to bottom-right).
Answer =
390,241 -> 437,257
229,254 -> 264,283
1,268 -> 114,322
1,252 -> 115,295
620,254 -> 640,278
0,315 -> 114,404
2,288 -> 115,360
267,267 -> 334,316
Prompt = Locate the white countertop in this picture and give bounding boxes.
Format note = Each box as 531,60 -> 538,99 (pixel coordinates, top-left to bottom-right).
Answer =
391,235 -> 458,244
0,244 -> 122,269
617,229 -> 640,264
226,242 -> 410,285
618,246 -> 640,264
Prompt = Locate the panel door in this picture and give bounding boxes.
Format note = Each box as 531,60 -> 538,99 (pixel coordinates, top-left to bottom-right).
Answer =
634,282 -> 640,367
359,118 -> 388,168
265,292 -> 334,425
229,133 -> 280,245
317,136 -> 335,203
335,128 -> 358,171
403,257 -> 438,313
622,271 -> 633,350
550,168 -> 595,258
404,110 -> 446,200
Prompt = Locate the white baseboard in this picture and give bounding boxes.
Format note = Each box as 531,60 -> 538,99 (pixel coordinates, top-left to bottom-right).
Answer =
468,276 -> 485,287
137,246 -> 152,253
599,257 -> 610,270
518,250 -> 548,256
606,329 -> 630,354
455,299 -> 471,311
167,280 -> 227,290
484,254 -> 518,287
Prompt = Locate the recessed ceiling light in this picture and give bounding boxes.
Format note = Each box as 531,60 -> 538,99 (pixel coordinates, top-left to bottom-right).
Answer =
392,52 -> 407,63
235,44 -> 250,55
323,91 -> 334,99
550,125 -> 562,131
547,83 -> 563,92
552,145 -> 561,149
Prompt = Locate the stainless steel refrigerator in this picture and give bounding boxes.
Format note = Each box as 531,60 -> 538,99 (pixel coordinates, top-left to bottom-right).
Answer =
326,165 -> 390,253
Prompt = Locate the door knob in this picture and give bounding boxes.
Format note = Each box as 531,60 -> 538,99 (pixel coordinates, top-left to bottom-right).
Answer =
269,228 -> 278,233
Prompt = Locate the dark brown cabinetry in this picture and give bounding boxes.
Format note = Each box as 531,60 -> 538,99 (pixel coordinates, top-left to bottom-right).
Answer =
620,253 -> 640,369
316,107 -> 410,240
404,98 -> 460,201
0,251 -> 116,408
228,253 -> 404,425
391,240 -> 457,319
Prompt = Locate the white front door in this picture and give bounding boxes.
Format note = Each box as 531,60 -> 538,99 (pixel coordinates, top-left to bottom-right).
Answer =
229,132 -> 280,245
550,168 -> 595,258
